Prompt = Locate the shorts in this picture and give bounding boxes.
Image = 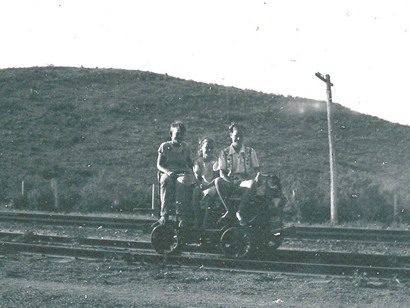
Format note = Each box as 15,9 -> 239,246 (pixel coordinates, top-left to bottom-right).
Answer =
202,186 -> 217,198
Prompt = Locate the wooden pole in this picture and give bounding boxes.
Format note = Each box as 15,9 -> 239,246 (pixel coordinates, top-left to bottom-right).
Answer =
51,178 -> 58,209
151,183 -> 156,217
316,72 -> 337,224
393,194 -> 398,222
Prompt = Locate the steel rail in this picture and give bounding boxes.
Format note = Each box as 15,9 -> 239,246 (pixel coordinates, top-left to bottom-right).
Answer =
0,211 -> 156,230
0,231 -> 152,250
286,225 -> 410,242
1,211 -> 410,242
1,231 -> 410,279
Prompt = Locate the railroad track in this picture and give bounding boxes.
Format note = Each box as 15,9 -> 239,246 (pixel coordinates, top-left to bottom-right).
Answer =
1,211 -> 410,243
1,231 -> 410,279
0,210 -> 156,231
286,225 -> 410,243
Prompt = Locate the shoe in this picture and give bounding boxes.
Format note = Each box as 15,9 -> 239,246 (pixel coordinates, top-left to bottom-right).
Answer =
236,212 -> 249,227
151,216 -> 167,228
179,220 -> 195,229
157,216 -> 168,225
217,212 -> 235,226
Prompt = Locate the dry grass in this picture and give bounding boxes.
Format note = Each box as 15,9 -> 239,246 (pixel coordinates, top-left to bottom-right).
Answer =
1,66 -> 409,223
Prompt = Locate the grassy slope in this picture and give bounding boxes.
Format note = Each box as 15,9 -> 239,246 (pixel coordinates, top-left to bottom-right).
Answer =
1,66 -> 409,220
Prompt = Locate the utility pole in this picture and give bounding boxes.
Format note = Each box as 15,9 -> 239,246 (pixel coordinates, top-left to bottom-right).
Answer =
315,72 -> 337,224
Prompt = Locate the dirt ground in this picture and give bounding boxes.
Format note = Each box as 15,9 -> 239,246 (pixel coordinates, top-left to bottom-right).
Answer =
1,215 -> 410,307
1,253 -> 409,308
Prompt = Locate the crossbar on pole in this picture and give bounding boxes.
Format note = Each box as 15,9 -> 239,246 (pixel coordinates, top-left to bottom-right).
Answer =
316,72 -> 337,223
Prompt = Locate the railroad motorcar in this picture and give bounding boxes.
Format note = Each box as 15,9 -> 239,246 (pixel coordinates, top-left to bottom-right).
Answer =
150,173 -> 286,258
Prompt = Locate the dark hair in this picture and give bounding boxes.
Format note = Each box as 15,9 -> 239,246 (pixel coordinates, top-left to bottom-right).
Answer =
197,137 -> 214,157
169,120 -> 186,135
228,122 -> 245,133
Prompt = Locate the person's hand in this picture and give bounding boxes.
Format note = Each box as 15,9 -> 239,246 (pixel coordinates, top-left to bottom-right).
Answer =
200,182 -> 211,190
168,172 -> 178,180
254,172 -> 261,183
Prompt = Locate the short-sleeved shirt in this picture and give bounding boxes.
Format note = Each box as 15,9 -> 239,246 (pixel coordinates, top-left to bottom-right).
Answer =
193,157 -> 217,184
158,141 -> 192,173
217,145 -> 259,179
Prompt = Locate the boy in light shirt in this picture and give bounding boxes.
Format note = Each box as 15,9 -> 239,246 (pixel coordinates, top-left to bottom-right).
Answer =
215,123 -> 261,226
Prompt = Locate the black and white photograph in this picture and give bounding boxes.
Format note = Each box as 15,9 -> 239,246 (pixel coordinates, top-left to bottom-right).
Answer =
1,0 -> 410,307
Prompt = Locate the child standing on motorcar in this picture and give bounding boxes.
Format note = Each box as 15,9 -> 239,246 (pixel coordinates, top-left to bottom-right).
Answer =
214,123 -> 261,226
156,120 -> 195,226
192,137 -> 218,228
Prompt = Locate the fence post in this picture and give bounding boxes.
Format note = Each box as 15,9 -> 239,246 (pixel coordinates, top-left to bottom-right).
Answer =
393,194 -> 398,222
151,183 -> 156,217
51,178 -> 58,209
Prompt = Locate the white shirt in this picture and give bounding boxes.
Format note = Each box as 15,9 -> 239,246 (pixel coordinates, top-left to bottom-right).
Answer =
217,145 -> 259,175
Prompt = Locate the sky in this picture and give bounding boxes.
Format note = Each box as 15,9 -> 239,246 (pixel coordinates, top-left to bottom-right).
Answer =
1,0 -> 409,126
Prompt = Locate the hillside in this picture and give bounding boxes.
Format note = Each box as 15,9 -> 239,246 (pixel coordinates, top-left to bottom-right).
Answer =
1,66 -> 409,222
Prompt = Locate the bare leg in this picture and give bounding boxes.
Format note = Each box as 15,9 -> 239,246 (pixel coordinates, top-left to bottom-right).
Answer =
214,177 -> 235,213
214,177 -> 237,224
237,179 -> 257,218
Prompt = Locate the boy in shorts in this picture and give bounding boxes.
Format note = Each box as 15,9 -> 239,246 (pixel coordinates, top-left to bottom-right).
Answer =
214,123 -> 261,226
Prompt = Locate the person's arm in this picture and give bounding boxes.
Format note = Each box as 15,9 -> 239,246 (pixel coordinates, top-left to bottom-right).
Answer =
218,150 -> 232,183
157,152 -> 169,174
203,162 -> 217,186
219,169 -> 231,183
254,168 -> 261,183
157,151 -> 175,178
200,169 -> 214,189
193,161 -> 203,186
251,148 -> 261,182
184,142 -> 194,171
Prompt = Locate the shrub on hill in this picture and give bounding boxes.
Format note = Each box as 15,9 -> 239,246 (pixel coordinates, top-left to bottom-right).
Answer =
1,66 -> 409,224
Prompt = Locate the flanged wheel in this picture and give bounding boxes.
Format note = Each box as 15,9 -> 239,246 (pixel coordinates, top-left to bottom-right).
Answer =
256,226 -> 284,250
269,229 -> 284,250
150,222 -> 181,255
219,226 -> 252,258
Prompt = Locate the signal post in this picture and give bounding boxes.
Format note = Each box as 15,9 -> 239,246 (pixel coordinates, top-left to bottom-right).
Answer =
316,72 -> 337,224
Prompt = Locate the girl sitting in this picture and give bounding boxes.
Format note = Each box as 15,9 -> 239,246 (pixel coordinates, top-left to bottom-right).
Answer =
192,137 -> 218,228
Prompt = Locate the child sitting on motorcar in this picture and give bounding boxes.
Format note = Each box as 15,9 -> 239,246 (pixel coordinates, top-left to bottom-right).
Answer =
214,123 -> 261,226
156,120 -> 195,227
192,137 -> 218,228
